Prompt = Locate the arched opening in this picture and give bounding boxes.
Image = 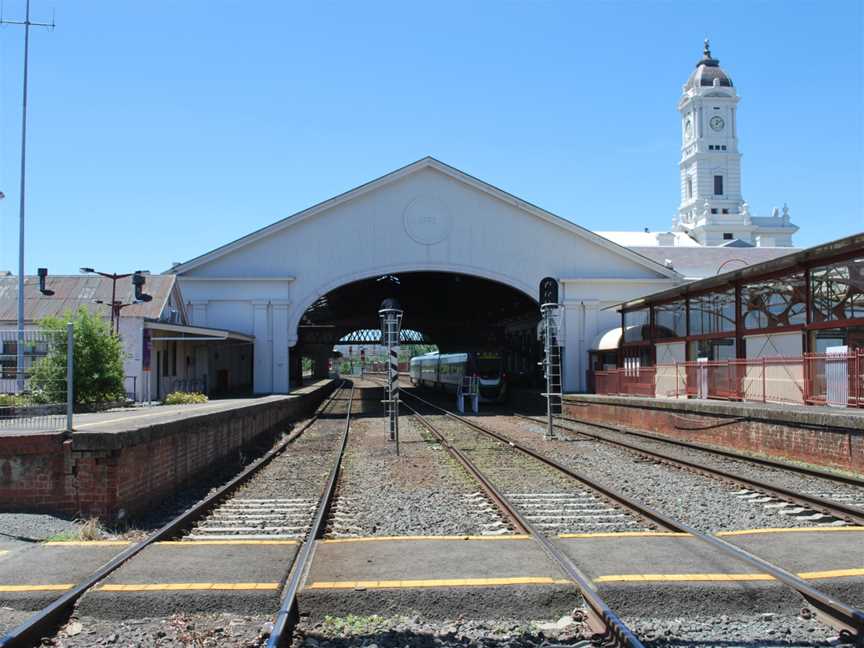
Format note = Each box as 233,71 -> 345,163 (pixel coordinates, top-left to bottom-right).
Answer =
292,271 -> 541,388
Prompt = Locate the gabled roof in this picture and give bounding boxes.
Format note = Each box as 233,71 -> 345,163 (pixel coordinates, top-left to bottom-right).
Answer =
169,157 -> 681,280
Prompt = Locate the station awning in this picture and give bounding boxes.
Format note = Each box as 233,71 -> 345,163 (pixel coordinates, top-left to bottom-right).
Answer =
144,321 -> 254,343
590,327 -> 622,351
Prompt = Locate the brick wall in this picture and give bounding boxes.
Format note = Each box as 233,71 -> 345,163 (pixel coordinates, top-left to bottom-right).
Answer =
562,397 -> 863,474
0,382 -> 334,520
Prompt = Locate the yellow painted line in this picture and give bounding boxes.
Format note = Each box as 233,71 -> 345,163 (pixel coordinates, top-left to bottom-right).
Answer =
96,582 -> 280,592
0,584 -> 74,592
558,527 -> 864,540
44,541 -> 132,546
156,540 -> 300,546
594,567 -> 864,584
716,526 -> 864,537
306,576 -> 571,590
321,534 -> 531,544
559,531 -> 690,539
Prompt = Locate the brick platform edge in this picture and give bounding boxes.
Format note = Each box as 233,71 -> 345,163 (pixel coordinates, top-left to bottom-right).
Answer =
0,381 -> 335,520
562,394 -> 863,474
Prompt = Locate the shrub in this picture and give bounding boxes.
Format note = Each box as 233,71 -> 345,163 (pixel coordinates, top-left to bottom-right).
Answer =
164,391 -> 209,405
30,308 -> 126,406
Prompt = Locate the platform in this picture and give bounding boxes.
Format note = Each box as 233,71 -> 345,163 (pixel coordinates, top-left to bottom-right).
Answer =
0,379 -> 336,519
563,393 -> 864,474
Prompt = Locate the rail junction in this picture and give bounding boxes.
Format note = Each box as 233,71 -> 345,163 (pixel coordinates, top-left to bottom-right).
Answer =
0,378 -> 862,647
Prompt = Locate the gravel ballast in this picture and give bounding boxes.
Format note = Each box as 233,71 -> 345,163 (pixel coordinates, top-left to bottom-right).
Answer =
556,416 -> 864,511
418,409 -> 645,535
486,414 -> 829,533
325,407 -> 507,537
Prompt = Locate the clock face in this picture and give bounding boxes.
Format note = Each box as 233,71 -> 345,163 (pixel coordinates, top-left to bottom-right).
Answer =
709,116 -> 725,131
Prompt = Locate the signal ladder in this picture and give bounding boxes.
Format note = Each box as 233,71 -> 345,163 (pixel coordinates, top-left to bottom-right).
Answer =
541,304 -> 563,441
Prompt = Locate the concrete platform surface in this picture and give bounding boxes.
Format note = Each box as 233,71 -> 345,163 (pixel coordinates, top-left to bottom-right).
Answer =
0,379 -> 333,437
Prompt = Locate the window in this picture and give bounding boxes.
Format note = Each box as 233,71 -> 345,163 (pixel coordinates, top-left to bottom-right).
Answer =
654,300 -> 687,339
690,338 -> 736,361
711,208 -> 718,214
623,309 -> 650,343
689,289 -> 736,336
685,177 -> 693,200
714,175 -> 723,195
0,341 -> 16,379
742,273 -> 806,329
722,209 -> 729,215
723,232 -> 733,240
721,145 -> 727,150
811,258 -> 864,323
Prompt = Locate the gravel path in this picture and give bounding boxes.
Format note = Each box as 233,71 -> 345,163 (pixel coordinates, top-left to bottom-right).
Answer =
555,416 -> 864,514
325,406 -> 508,537
419,410 -> 645,535
467,413 -> 823,533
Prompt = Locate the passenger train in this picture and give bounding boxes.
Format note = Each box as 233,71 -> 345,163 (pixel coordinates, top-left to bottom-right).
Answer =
409,351 -> 507,403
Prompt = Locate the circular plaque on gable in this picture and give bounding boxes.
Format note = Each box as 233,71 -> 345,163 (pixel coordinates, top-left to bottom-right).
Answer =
403,196 -> 452,245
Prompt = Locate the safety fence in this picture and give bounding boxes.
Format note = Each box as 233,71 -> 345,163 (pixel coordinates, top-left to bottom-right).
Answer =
594,350 -> 864,408
0,328 -> 72,430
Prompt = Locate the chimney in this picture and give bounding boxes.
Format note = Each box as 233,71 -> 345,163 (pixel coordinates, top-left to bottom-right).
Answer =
656,232 -> 676,246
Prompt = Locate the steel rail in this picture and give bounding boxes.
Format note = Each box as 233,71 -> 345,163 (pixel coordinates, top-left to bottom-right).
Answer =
267,383 -> 355,648
0,381 -> 347,648
402,389 -> 864,642
556,413 -> 864,489
400,399 -> 644,648
515,414 -> 864,526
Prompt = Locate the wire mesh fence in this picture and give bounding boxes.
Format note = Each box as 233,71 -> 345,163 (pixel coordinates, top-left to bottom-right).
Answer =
0,328 -> 71,431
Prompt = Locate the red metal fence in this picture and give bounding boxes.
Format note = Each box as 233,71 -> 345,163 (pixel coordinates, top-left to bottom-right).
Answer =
593,351 -> 864,408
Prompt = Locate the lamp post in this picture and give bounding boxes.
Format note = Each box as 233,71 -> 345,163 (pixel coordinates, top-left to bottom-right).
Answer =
81,268 -> 151,334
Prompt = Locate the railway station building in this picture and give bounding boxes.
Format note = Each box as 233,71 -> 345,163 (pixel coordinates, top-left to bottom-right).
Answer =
168,42 -> 806,396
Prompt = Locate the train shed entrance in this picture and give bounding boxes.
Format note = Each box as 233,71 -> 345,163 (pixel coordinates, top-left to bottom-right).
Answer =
171,157 -> 681,394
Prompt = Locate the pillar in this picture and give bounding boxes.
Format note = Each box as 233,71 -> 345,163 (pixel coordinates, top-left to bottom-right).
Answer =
272,301 -> 291,394
190,300 -> 208,327
252,301 -> 271,393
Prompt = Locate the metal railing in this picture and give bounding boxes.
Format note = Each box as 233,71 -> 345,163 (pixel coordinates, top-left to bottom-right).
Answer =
0,327 -> 72,431
594,350 -> 864,409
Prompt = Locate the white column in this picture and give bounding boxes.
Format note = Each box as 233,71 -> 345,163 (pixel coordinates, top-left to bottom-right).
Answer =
252,301 -> 272,394
562,302 -> 581,393
190,301 -> 208,326
272,301 -> 291,394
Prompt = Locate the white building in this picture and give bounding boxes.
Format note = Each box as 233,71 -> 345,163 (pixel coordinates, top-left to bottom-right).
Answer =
0,274 -> 252,401
600,40 -> 798,252
165,41 -> 802,395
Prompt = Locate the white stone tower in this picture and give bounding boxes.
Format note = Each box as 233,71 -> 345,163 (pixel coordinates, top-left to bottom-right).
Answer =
673,40 -> 797,246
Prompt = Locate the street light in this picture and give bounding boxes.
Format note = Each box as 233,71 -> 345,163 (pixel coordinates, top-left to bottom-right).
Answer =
81,268 -> 151,334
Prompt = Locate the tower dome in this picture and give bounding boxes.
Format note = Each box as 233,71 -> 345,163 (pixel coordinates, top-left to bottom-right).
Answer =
686,39 -> 733,89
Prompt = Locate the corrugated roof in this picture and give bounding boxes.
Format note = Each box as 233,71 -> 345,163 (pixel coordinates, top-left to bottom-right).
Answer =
615,232 -> 864,311
0,274 -> 175,323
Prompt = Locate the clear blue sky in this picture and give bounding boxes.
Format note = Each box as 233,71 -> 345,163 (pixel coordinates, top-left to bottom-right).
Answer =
1,0 -> 861,275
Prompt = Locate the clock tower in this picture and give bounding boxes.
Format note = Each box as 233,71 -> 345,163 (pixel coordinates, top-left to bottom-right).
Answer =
673,41 -> 797,246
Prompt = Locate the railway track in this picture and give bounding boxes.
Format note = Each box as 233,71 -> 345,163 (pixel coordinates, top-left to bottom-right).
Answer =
514,413 -> 864,527
401,389 -> 864,645
0,382 -> 353,648
400,398 -> 645,647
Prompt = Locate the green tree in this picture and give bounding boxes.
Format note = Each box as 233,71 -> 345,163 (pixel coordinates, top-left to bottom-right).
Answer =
30,308 -> 126,406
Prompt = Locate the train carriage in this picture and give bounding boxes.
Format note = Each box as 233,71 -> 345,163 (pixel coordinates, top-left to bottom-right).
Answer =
409,351 -> 507,402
